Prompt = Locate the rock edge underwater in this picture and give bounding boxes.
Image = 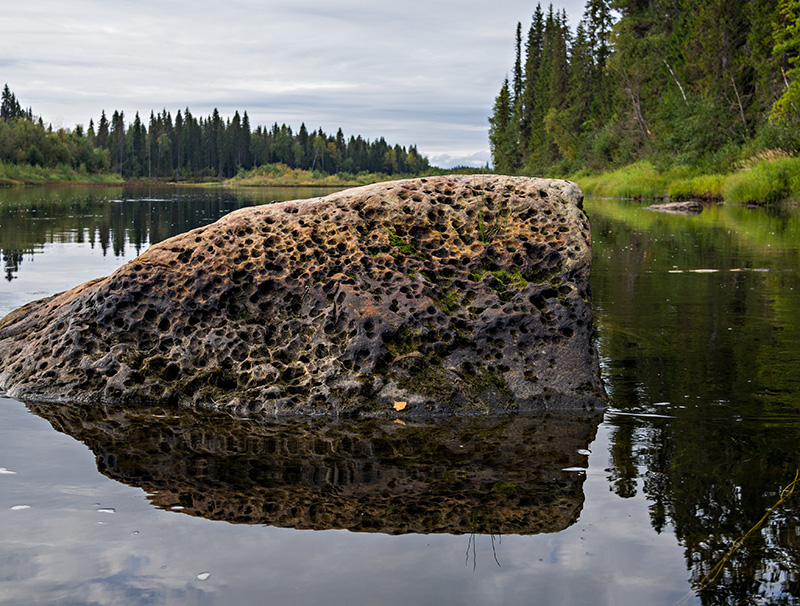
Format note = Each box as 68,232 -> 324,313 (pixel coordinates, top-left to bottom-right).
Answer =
0,175 -> 606,416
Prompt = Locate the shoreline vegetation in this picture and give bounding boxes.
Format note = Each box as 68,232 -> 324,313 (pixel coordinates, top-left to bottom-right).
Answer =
4,154 -> 800,207
0,83 -> 433,190
4,155 -> 800,207
0,160 -> 484,189
568,155 -> 800,205
0,161 -> 124,187
488,0 -> 800,206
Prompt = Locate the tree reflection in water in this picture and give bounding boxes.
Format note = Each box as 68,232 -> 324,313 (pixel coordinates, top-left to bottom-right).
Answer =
0,185 -> 340,282
589,198 -> 800,605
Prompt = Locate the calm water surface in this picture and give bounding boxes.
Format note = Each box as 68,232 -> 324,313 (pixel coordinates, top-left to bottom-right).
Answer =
1,186 -> 799,605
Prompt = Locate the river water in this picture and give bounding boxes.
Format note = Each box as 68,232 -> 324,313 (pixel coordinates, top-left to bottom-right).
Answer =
0,186 -> 798,605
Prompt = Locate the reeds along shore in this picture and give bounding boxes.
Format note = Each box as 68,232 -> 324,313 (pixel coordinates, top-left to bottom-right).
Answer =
571,156 -> 800,205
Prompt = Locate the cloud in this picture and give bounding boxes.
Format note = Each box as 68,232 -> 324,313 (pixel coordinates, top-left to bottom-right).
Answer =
2,0 -> 588,166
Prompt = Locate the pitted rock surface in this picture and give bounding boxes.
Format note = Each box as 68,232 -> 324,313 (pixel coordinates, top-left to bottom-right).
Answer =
0,175 -> 605,415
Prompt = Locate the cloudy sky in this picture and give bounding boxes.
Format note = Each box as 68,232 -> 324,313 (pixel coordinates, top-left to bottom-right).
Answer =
2,0 -> 587,168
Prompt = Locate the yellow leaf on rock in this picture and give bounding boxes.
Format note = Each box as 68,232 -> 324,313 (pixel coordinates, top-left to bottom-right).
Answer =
393,401 -> 407,411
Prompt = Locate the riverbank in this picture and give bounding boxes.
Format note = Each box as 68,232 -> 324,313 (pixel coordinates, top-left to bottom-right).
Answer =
569,155 -> 800,205
224,163 -> 485,188
0,161 -> 415,189
0,161 -> 124,186
6,156 -> 799,206
224,164 -> 391,187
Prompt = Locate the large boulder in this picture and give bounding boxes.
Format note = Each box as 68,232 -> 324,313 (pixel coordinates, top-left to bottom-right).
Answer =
0,175 -> 606,416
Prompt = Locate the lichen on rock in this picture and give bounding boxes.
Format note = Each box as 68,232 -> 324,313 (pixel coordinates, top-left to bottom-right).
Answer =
0,175 -> 606,416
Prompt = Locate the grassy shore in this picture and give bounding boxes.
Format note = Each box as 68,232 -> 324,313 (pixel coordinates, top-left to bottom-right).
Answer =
225,163 -> 486,188
6,155 -> 799,206
0,161 -> 124,186
226,164 -> 398,187
569,156 -> 800,205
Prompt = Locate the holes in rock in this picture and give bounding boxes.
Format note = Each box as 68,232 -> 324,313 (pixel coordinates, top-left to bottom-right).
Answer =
363,320 -> 375,337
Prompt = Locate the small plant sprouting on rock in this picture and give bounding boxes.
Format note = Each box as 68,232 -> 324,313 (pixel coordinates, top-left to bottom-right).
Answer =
473,173 -> 514,244
385,228 -> 428,259
385,228 -> 414,255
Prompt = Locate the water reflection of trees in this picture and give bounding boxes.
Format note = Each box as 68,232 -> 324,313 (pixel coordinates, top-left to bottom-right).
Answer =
588,199 -> 800,604
0,186 -> 340,281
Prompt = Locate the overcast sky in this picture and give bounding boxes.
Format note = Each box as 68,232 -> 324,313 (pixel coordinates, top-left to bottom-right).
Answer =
2,0 -> 587,168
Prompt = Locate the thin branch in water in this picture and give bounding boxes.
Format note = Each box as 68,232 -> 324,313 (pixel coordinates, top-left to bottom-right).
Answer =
675,469 -> 800,606
490,530 -> 502,568
465,533 -> 478,571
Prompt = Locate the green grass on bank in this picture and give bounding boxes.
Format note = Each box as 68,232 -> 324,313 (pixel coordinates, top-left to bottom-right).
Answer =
5,153 -> 799,206
0,161 -> 124,186
226,163 -> 488,188
227,164 -> 401,187
722,157 -> 800,204
0,159 -> 483,189
569,156 -> 800,204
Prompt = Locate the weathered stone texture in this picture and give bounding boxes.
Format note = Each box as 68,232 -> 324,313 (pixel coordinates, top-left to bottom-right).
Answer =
0,175 -> 605,415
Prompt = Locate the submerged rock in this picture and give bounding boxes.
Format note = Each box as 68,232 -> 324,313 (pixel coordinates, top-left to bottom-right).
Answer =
0,175 -> 605,415
646,200 -> 705,214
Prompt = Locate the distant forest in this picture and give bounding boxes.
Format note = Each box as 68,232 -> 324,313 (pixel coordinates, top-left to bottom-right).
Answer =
489,0 -> 800,174
0,84 -> 430,179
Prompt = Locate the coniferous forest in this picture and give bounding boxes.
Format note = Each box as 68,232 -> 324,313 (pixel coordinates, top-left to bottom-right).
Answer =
0,84 -> 430,181
489,0 -> 800,181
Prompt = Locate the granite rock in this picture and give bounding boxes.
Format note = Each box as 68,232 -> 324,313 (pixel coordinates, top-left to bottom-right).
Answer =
0,175 -> 606,415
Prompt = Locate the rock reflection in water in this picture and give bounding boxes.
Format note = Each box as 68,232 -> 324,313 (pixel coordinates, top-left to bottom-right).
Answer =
27,402 -> 601,535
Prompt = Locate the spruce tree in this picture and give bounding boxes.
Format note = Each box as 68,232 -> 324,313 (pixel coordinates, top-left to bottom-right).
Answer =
772,0 -> 800,121
513,22 -> 524,107
489,77 -> 516,172
97,111 -> 109,149
521,4 -> 545,155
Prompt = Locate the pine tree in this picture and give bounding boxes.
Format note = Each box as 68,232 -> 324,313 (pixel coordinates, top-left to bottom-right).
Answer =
97,111 -> 110,149
131,112 -> 145,176
584,0 -> 615,123
488,77 -> 516,172
772,0 -> 800,120
1,84 -> 23,120
521,4 -> 545,153
241,111 -> 251,168
513,22 -> 524,107
108,110 -> 126,173
174,109 -> 184,174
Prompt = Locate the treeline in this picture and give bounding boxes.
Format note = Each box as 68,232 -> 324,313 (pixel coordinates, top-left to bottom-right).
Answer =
490,0 -> 800,175
0,84 -> 430,179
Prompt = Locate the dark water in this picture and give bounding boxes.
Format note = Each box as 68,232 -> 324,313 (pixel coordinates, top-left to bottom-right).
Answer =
1,187 -> 799,605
